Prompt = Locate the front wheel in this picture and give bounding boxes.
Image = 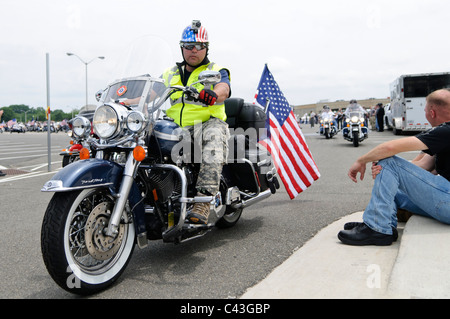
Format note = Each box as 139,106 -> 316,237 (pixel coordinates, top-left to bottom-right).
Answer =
62,154 -> 79,167
41,189 -> 135,295
352,132 -> 359,147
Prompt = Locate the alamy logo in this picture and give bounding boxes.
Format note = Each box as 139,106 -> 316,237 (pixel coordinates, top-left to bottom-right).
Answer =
66,265 -> 81,289
366,264 -> 381,289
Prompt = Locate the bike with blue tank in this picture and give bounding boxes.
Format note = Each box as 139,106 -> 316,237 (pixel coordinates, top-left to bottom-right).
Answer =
40,37 -> 279,295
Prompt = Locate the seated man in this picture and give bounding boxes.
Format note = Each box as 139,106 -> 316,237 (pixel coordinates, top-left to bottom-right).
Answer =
338,89 -> 450,246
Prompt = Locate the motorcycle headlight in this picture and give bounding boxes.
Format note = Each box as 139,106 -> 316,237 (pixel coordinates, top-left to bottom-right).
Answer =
93,105 -> 119,139
351,116 -> 359,123
71,116 -> 91,138
126,111 -> 146,133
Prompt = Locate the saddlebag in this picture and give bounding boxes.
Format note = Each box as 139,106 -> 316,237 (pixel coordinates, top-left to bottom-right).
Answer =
225,98 -> 273,194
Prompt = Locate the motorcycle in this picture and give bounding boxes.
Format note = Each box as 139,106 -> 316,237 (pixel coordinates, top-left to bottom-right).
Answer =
342,111 -> 368,147
40,38 -> 279,295
59,117 -> 91,167
60,106 -> 97,167
319,113 -> 337,139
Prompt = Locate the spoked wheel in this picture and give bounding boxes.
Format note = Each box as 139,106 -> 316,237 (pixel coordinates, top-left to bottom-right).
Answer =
41,188 -> 135,295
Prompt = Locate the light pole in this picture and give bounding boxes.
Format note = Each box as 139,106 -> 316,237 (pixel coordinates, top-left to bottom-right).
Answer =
66,53 -> 105,107
24,110 -> 30,123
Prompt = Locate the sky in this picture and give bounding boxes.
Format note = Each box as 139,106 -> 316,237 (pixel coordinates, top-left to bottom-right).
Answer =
2,0 -> 450,113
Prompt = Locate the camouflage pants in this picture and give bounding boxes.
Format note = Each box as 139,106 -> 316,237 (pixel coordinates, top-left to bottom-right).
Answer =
186,117 -> 229,195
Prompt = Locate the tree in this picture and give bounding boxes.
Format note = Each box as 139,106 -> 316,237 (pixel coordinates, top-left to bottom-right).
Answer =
51,109 -> 67,121
0,107 -> 15,122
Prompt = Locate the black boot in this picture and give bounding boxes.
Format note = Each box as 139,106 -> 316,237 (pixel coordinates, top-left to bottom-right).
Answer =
344,222 -> 398,241
338,223 -> 394,246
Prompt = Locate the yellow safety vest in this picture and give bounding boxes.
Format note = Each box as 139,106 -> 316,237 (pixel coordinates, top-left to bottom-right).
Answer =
163,62 -> 230,127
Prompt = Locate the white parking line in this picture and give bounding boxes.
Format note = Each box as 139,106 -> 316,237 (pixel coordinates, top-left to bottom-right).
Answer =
18,161 -> 61,171
0,154 -> 53,161
0,169 -> 60,183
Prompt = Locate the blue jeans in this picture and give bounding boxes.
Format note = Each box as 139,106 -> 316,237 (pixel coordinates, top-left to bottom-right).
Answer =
363,156 -> 450,235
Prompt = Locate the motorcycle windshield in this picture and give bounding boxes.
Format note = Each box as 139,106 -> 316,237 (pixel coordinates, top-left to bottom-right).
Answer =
348,112 -> 363,118
102,35 -> 175,117
111,34 -> 174,81
104,79 -> 148,102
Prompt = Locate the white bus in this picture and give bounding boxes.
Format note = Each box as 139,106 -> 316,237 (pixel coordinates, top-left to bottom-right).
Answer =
389,72 -> 450,135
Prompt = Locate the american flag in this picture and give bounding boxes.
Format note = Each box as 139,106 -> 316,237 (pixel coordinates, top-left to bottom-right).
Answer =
255,65 -> 320,199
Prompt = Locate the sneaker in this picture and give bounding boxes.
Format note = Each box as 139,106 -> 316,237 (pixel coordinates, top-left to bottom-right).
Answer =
187,201 -> 210,224
0,171 -> 5,177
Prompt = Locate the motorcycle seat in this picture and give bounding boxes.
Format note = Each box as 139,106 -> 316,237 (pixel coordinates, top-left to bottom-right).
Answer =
224,97 -> 245,129
224,98 -> 266,140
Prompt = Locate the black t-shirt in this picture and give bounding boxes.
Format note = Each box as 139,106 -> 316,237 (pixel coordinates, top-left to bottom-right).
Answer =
416,122 -> 450,181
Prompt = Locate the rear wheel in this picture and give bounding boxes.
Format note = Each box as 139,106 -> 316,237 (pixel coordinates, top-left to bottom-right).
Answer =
393,126 -> 402,135
41,188 -> 135,295
216,206 -> 243,228
215,178 -> 243,229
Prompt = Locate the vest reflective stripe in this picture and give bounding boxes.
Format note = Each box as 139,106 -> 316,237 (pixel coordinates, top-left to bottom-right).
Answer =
163,62 -> 229,127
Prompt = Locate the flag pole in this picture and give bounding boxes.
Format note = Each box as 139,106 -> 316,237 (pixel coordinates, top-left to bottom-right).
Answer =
264,98 -> 271,113
46,53 -> 51,172
263,63 -> 270,113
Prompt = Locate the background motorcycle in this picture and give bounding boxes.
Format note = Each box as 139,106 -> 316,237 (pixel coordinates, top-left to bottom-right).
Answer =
40,37 -> 279,295
342,111 -> 368,147
319,113 -> 337,139
60,105 -> 96,167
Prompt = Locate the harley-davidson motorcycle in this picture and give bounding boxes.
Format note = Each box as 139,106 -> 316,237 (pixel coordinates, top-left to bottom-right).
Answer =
40,37 -> 279,295
342,111 -> 368,147
59,105 -> 96,167
319,113 -> 337,139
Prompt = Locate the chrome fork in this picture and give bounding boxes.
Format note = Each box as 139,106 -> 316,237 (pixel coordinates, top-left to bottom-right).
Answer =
105,147 -> 139,237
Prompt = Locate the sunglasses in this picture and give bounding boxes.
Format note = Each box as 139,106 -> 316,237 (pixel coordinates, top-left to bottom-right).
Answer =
180,43 -> 208,51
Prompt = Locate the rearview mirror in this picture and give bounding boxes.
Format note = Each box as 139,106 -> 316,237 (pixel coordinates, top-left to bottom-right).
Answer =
197,71 -> 221,86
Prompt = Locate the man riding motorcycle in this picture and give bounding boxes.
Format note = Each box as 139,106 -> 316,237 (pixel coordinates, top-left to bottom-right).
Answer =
343,99 -> 368,139
163,20 -> 231,224
319,105 -> 337,135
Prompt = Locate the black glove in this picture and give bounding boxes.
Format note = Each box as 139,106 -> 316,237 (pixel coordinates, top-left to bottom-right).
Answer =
198,89 -> 217,106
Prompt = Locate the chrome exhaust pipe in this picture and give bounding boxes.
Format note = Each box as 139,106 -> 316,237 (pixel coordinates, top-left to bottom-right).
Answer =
232,189 -> 272,209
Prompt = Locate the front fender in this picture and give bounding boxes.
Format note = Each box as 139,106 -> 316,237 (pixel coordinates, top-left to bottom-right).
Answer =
41,158 -> 123,192
42,158 -> 147,240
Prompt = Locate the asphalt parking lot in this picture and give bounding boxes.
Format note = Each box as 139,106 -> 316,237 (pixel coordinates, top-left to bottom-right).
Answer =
0,126 -> 417,299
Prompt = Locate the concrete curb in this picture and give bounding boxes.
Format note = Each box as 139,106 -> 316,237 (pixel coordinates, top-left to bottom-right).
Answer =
242,211 -> 450,299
